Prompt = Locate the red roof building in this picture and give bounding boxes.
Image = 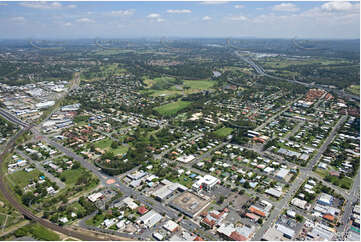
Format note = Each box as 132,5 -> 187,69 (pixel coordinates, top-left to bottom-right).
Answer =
137,206 -> 148,215
229,231 -> 247,241
193,236 -> 204,241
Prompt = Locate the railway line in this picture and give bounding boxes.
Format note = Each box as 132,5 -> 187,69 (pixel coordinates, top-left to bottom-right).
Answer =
0,120 -> 103,240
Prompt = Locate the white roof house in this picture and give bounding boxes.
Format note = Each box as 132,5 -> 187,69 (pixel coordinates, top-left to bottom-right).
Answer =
163,220 -> 179,232
265,188 -> 283,198
137,210 -> 163,228
291,198 -> 308,210
123,197 -> 138,210
88,192 -> 103,202
275,168 -> 290,180
177,155 -> 195,163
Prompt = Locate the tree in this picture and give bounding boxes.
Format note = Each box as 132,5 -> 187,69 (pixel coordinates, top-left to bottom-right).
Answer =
111,141 -> 119,149
14,227 -> 27,237
21,192 -> 36,206
217,196 -> 225,205
295,214 -> 304,222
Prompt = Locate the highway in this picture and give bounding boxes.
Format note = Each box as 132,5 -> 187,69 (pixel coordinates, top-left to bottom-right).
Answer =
0,108 -> 29,128
234,51 -> 360,102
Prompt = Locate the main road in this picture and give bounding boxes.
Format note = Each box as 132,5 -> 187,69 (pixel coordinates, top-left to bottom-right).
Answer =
234,51 -> 360,102
252,115 -> 348,241
0,128 -> 104,241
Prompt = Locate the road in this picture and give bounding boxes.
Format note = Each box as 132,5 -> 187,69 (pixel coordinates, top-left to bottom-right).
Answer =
306,115 -> 347,171
252,115 -> 349,241
0,128 -> 104,241
339,170 -> 360,236
29,127 -> 212,238
234,51 -> 359,102
16,149 -> 66,190
254,96 -> 302,132
284,121 -> 304,140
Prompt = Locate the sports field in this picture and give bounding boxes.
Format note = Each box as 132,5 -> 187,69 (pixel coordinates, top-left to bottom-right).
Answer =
154,100 -> 191,116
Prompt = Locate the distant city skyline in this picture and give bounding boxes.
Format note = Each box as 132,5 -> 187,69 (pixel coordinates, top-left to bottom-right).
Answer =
0,1 -> 360,39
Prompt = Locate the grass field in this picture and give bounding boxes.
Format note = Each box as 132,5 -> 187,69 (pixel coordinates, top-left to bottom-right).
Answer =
261,57 -> 350,69
213,127 -> 233,138
153,100 -> 191,116
184,79 -> 215,89
347,85 -> 360,95
144,77 -> 176,88
315,168 -> 352,189
61,169 -> 84,185
26,223 -> 60,241
93,138 -> 128,155
8,169 -> 41,189
94,49 -> 134,55
143,77 -> 215,97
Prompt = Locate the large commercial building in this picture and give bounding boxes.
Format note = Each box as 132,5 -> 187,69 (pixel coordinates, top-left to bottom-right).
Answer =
192,175 -> 219,192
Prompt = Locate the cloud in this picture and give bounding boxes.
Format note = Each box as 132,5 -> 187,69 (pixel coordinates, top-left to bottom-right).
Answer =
19,2 -> 76,9
110,9 -> 135,16
0,3 -> 8,6
321,1 -> 358,12
202,16 -> 212,21
272,3 -> 299,12
167,9 -> 192,14
19,2 -> 62,9
228,15 -> 248,21
10,16 -> 25,22
234,5 -> 244,9
147,13 -> 160,18
64,22 -> 72,27
201,1 -> 229,5
76,18 -> 95,23
147,13 -> 164,22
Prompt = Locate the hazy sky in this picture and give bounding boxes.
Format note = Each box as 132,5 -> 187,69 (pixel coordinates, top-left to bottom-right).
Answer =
0,1 -> 360,39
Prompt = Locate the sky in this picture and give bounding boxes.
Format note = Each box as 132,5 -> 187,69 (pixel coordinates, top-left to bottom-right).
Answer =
0,1 -> 360,39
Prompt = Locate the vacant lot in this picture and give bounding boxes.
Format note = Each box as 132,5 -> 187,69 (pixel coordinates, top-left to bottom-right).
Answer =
61,168 -> 84,185
93,138 -> 129,155
8,169 -> 41,189
154,100 -> 191,116
315,168 -> 352,189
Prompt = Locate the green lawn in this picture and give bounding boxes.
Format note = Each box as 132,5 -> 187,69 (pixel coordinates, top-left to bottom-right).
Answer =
315,168 -> 353,189
169,173 -> 199,188
27,223 -> 60,241
94,49 -> 134,55
154,100 -> 191,116
85,213 -> 105,227
144,77 -> 176,89
142,78 -> 215,98
347,85 -> 360,95
184,79 -> 215,89
8,169 -> 41,189
93,138 -> 129,155
213,127 -> 233,138
61,169 -> 84,185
